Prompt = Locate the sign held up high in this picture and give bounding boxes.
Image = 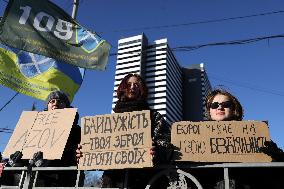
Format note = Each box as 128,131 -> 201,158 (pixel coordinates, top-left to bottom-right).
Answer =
79,110 -> 152,170
2,108 -> 77,159
171,121 -> 272,162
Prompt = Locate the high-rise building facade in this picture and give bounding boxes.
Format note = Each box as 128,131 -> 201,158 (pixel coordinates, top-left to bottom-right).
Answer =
112,34 -> 211,123
112,34 -> 183,123
182,63 -> 212,121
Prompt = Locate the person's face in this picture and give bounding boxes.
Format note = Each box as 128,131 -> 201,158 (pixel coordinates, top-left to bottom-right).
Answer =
209,94 -> 233,121
47,98 -> 67,110
125,76 -> 141,100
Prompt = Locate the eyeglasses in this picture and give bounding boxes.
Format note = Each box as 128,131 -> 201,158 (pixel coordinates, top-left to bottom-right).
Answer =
48,99 -> 65,105
210,101 -> 232,109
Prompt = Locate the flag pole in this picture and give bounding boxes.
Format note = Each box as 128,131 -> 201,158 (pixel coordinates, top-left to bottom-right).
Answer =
72,0 -> 79,19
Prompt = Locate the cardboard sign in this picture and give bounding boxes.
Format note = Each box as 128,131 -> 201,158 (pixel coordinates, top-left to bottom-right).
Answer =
79,110 -> 152,170
171,121 -> 272,162
3,108 -> 77,159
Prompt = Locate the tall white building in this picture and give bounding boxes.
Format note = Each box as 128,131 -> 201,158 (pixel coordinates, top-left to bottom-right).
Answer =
112,34 -> 183,123
112,34 -> 212,122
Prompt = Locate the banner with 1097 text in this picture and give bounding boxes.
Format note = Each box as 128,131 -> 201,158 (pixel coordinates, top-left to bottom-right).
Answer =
0,0 -> 110,70
79,110 -> 152,170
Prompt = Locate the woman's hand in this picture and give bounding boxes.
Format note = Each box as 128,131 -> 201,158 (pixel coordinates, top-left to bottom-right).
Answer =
150,142 -> 156,159
76,144 -> 83,164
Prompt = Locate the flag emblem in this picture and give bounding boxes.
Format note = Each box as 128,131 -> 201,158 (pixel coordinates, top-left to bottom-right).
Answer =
76,27 -> 103,53
0,44 -> 84,101
18,51 -> 55,78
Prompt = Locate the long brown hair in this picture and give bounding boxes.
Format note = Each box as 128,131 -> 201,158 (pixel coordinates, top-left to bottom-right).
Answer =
206,89 -> 244,121
116,73 -> 148,101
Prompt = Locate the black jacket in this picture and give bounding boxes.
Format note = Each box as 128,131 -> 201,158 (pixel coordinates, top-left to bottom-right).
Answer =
36,112 -> 82,187
102,100 -> 173,188
1,111 -> 83,187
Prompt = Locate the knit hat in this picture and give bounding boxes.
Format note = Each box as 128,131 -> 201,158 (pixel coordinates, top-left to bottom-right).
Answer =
46,91 -> 70,107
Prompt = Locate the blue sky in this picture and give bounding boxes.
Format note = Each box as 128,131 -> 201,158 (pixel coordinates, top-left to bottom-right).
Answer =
1,0 -> 284,154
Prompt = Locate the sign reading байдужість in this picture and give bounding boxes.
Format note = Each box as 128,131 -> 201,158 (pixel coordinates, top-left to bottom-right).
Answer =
79,110 -> 152,170
171,121 -> 272,162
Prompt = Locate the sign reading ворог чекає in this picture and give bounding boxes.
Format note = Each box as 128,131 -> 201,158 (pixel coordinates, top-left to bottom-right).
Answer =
172,121 -> 272,162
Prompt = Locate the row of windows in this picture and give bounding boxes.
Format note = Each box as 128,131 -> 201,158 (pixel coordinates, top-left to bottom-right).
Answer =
164,69 -> 183,103
117,55 -> 141,65
117,50 -> 142,61
145,65 -> 166,74
166,61 -> 182,93
167,49 -> 182,75
145,76 -> 166,84
116,61 -> 141,71
145,59 -> 166,69
165,85 -> 183,113
167,46 -> 181,70
118,39 -> 142,48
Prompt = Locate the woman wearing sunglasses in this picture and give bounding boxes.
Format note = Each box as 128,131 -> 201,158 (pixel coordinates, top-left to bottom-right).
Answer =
205,89 -> 284,189
206,89 -> 284,161
206,89 -> 243,121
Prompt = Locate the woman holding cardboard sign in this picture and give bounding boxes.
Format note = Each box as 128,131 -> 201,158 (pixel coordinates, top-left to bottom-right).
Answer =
205,89 -> 284,189
37,90 -> 84,187
1,91 -> 83,187
77,74 -> 172,188
104,73 -> 172,188
206,88 -> 284,161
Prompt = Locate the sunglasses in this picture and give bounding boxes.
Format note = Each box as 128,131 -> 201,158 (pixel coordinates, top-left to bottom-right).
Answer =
210,101 -> 232,109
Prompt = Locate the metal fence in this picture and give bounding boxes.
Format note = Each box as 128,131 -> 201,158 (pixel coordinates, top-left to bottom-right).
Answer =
1,162 -> 284,189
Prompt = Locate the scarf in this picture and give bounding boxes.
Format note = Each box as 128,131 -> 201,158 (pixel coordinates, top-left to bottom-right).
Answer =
113,100 -> 150,113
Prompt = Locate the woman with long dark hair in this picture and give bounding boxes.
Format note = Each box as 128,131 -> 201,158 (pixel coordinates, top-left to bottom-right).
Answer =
102,73 -> 172,188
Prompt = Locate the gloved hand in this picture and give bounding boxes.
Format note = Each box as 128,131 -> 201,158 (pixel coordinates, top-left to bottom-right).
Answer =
8,151 -> 23,167
260,140 -> 284,162
29,151 -> 44,167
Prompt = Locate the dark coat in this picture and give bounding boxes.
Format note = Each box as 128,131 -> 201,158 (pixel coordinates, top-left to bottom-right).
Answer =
102,100 -> 173,188
1,112 -> 83,187
36,112 -> 83,187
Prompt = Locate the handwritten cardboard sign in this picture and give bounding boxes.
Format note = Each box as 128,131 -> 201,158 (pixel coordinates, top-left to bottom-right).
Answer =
79,110 -> 152,170
3,108 -> 77,159
171,121 -> 272,162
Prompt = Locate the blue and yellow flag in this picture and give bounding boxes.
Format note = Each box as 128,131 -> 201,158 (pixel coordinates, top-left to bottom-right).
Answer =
0,44 -> 84,101
0,0 -> 111,70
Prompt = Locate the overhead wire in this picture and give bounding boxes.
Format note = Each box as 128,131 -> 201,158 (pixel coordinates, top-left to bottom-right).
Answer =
0,128 -> 13,133
100,10 -> 284,33
109,33 -> 284,57
208,74 -> 284,97
0,92 -> 19,112
172,34 -> 284,52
